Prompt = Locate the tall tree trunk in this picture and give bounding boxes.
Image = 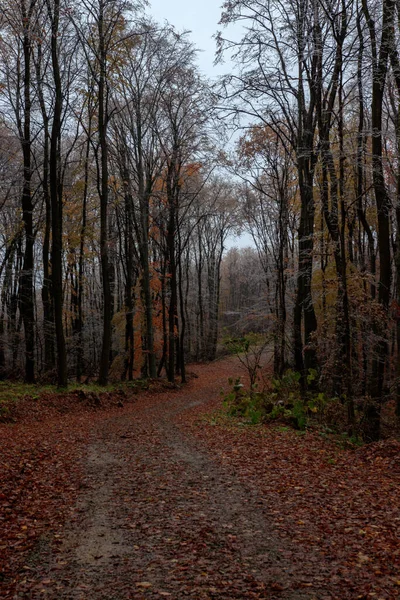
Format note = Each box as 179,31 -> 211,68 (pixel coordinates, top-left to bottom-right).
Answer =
76,126 -> 91,382
98,0 -> 112,385
383,0 -> 400,417
35,40 -> 55,373
123,190 -> 135,382
294,0 -> 318,383
157,259 -> 168,378
362,0 -> 393,440
47,0 -> 67,387
167,203 -> 177,383
295,168 -> 318,379
275,184 -> 288,377
19,0 -> 36,383
139,195 -> 156,379
177,233 -> 186,383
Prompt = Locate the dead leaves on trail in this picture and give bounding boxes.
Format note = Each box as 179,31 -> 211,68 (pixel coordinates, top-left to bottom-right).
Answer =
0,416 -> 89,598
184,387 -> 400,599
0,358 -> 399,599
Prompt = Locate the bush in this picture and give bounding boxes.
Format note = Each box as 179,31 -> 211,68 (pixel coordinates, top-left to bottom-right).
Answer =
223,377 -> 265,424
223,369 -> 343,431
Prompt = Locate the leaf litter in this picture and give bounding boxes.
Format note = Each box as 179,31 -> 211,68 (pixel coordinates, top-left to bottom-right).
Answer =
0,357 -> 398,599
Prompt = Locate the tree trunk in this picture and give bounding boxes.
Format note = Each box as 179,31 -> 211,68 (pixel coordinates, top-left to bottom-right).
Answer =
19,1 -> 36,383
98,0 -> 112,385
35,40 -> 55,374
362,0 -> 393,440
167,204 -> 177,383
48,0 -> 67,387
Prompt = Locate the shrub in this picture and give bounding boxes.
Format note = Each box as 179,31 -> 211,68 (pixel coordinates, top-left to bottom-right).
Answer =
223,368 -> 343,431
223,377 -> 265,424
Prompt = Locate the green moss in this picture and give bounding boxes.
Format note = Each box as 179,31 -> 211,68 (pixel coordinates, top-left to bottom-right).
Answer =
0,381 -> 57,405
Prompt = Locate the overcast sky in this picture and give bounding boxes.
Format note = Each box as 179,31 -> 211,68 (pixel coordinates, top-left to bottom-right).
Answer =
148,0 -> 230,79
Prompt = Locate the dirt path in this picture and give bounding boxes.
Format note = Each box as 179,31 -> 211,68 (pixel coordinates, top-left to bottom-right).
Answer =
13,362 -> 312,600
9,360 -> 400,599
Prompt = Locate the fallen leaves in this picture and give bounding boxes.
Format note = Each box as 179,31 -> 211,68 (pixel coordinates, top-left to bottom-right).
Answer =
184,377 -> 400,599
1,357 -> 399,599
0,412 -> 91,598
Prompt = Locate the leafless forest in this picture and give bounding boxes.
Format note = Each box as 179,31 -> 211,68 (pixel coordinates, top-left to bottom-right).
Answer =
1,0 -> 400,441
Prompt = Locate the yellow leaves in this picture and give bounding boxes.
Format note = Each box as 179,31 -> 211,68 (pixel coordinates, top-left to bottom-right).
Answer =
111,309 -> 127,333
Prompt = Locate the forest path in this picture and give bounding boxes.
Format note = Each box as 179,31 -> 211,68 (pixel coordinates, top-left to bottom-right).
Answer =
14,359 -> 312,600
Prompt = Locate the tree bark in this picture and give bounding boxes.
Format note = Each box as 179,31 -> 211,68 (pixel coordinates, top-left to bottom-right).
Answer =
362,0 -> 393,441
19,0 -> 36,383
98,0 -> 112,385
47,0 -> 67,387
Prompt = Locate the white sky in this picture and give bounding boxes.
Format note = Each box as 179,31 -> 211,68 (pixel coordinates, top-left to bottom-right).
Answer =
148,0 -> 230,79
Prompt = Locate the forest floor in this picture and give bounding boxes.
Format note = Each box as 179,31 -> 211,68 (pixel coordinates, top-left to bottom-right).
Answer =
0,357 -> 400,600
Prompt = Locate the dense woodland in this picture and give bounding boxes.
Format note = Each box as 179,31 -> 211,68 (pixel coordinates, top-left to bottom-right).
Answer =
1,0 -> 400,441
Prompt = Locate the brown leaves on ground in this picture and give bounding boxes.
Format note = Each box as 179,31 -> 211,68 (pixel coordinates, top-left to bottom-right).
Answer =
0,358 -> 399,599
183,369 -> 400,599
0,416 -> 87,597
0,388 -> 137,597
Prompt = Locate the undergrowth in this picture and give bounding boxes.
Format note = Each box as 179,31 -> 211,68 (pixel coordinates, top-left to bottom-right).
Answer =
0,379 -> 149,418
221,334 -> 364,439
222,370 -> 359,441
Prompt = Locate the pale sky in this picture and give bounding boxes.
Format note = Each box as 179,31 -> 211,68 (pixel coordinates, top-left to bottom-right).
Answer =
149,0 -> 230,79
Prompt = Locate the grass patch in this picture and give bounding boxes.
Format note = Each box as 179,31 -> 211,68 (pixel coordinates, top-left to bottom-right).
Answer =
0,379 -> 150,421
0,382 -> 58,405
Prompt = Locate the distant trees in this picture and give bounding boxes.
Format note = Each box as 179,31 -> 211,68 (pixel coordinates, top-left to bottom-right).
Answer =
218,0 -> 320,379
219,247 -> 270,336
235,125 -> 297,376
185,178 -> 238,362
